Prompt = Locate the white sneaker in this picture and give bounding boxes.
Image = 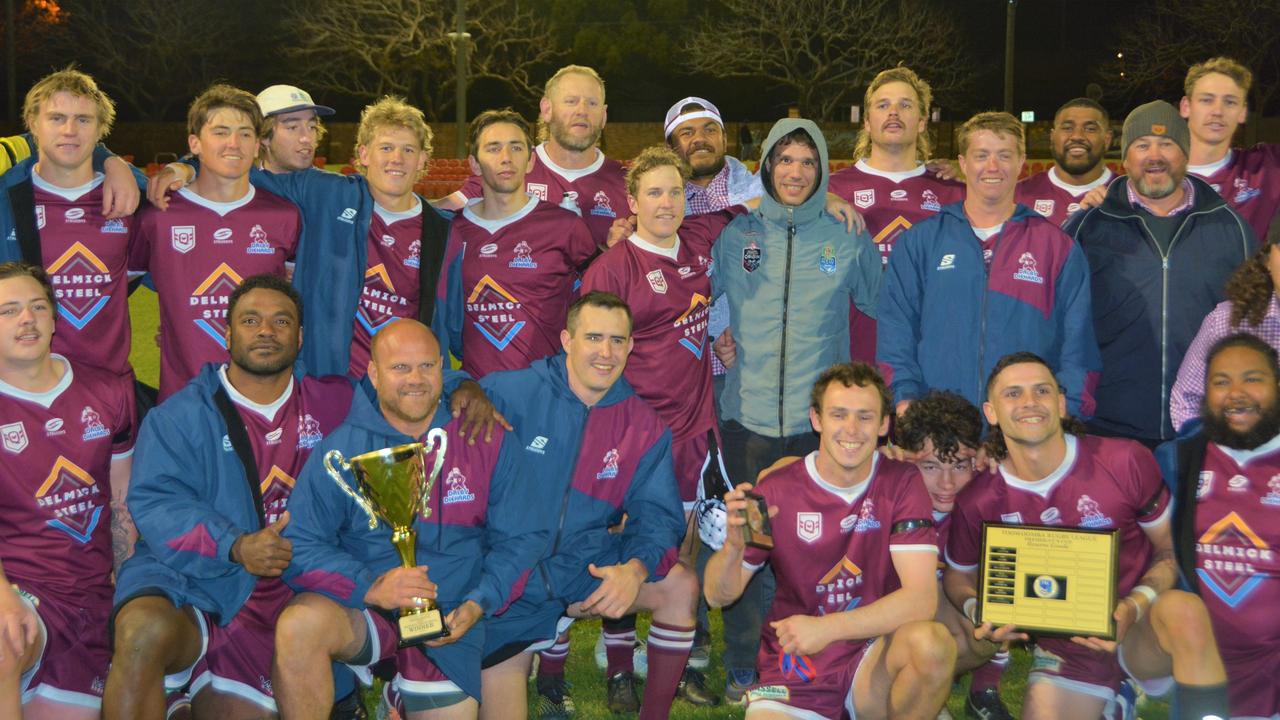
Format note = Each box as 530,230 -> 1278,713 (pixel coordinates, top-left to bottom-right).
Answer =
592,632 -> 648,678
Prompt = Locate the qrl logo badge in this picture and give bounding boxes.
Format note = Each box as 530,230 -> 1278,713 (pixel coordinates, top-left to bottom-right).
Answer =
171,225 -> 196,254
0,422 -> 28,454
796,512 -> 822,543
853,189 -> 875,209
1033,199 -> 1055,217
35,205 -> 46,229
646,269 -> 668,294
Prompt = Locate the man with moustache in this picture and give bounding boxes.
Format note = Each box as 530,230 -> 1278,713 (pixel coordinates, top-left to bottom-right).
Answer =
255,85 -> 334,174
1162,333 -> 1280,718
1017,98 -> 1116,227
1065,101 -> 1255,447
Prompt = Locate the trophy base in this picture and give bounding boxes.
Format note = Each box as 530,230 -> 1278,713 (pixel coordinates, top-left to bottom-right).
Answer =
398,607 -> 449,647
742,490 -> 774,550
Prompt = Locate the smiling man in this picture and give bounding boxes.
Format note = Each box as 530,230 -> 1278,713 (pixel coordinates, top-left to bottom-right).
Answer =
1016,98 -> 1116,228
878,111 -> 1099,418
255,85 -> 334,174
1065,100 -> 1255,446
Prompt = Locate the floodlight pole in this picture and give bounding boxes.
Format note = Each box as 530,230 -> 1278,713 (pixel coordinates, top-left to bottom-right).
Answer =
1003,0 -> 1017,112
450,0 -> 470,157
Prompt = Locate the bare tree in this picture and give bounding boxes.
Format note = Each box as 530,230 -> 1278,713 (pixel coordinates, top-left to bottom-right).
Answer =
284,0 -> 564,117
681,0 -> 975,121
56,0 -> 240,120
1101,0 -> 1280,117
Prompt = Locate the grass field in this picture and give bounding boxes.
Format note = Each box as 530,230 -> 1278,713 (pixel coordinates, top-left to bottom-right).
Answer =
124,289 -> 1170,718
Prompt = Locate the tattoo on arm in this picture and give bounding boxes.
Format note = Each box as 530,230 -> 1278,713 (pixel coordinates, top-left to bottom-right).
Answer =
111,500 -> 138,574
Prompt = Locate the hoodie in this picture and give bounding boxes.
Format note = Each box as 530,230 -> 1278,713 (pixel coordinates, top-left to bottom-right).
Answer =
711,119 -> 881,437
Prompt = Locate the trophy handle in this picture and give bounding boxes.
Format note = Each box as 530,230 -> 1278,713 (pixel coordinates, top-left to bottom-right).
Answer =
324,450 -> 380,530
419,428 -> 448,518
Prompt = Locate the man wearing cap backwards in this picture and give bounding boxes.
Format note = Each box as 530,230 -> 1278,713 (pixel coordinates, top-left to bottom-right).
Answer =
256,85 -> 335,174
1064,100 -> 1255,447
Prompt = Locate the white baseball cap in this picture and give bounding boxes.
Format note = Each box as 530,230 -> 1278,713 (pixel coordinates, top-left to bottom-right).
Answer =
664,96 -> 723,138
256,85 -> 335,118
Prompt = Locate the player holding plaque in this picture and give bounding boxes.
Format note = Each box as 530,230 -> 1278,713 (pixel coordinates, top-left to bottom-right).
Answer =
945,352 -> 1230,717
274,319 -> 546,719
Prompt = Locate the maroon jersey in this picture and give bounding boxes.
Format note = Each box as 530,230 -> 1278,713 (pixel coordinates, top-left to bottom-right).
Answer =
1189,144 -> 1280,240
1193,440 -> 1280,668
1015,166 -> 1115,228
744,453 -> 936,693
947,435 -> 1170,599
827,161 -> 964,364
0,358 -> 136,606
580,211 -> 736,442
130,187 -> 300,400
32,173 -> 135,376
443,197 -> 595,378
460,144 -> 626,247
350,204 -> 425,377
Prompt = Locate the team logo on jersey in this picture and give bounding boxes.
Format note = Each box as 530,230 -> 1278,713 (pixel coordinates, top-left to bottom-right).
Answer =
478,243 -> 498,259
796,512 -> 822,543
46,242 -> 111,330
64,207 -> 86,223
35,205 -> 46,229
1067,202 -> 1082,215
1,422 -> 28,454
890,189 -> 908,201
526,435 -> 549,454
1197,471 -> 1214,499
467,275 -> 526,350
590,190 -> 616,218
936,253 -> 956,271
852,499 -> 881,532
192,263 -> 245,347
742,241 -> 761,273
405,240 -> 421,269
1196,511 -> 1272,607
839,514 -> 858,533
296,414 -> 323,449
596,448 -> 620,480
920,189 -> 941,212
36,456 -> 103,543
816,557 -> 863,614
852,189 -> 875,209
381,234 -> 396,247
646,269 -> 668,294
526,183 -> 549,202
80,406 -> 110,442
1013,251 -> 1044,285
213,227 -> 234,244
259,466 -> 295,525
1039,507 -> 1062,525
818,245 -> 836,275
358,264 -> 408,336
509,240 -> 538,269
443,467 -> 476,505
101,218 -> 127,234
171,225 -> 197,254
1033,199 -> 1055,217
45,418 -> 65,436
1233,178 -> 1261,204
1262,476 -> 1280,507
338,208 -> 357,224
779,653 -> 817,683
246,224 -> 275,255
1228,474 -> 1249,492
1076,494 -> 1113,528
265,427 -> 284,445
674,293 -> 710,359
677,266 -> 693,278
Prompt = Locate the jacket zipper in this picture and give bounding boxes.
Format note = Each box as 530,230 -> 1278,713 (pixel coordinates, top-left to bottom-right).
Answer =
778,207 -> 795,437
976,226 -> 1005,402
539,405 -> 589,598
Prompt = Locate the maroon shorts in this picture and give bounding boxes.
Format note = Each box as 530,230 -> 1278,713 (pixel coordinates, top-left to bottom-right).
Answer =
347,609 -> 462,702
17,585 -> 111,711
1028,637 -> 1123,703
673,431 -> 712,508
183,579 -> 293,711
747,640 -> 870,719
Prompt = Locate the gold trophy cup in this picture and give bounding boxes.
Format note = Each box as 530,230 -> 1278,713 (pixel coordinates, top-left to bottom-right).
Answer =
324,429 -> 449,646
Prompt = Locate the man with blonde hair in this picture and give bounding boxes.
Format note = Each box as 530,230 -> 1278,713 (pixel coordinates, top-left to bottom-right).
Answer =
879,111 -> 1100,418
441,65 -> 627,248
828,67 -> 964,365
1180,57 -> 1280,239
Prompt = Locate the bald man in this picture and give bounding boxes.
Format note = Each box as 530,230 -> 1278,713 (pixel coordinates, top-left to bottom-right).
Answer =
276,320 -> 546,719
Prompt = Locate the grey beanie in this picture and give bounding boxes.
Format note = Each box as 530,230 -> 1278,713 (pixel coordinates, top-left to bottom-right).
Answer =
1121,100 -> 1190,158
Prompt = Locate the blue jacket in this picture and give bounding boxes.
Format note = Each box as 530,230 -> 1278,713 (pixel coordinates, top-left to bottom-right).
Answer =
479,354 -> 683,603
1064,176 -> 1255,441
283,384 -> 544,699
878,202 -> 1101,415
1,153 -> 148,260
114,365 -> 354,622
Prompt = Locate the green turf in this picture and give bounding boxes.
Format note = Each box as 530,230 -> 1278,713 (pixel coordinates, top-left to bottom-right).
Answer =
125,288 -> 1170,718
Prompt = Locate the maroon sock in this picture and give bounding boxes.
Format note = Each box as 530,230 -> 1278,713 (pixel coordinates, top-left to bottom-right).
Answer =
638,621 -> 694,720
537,630 -> 571,678
602,620 -> 637,676
968,650 -> 1009,692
